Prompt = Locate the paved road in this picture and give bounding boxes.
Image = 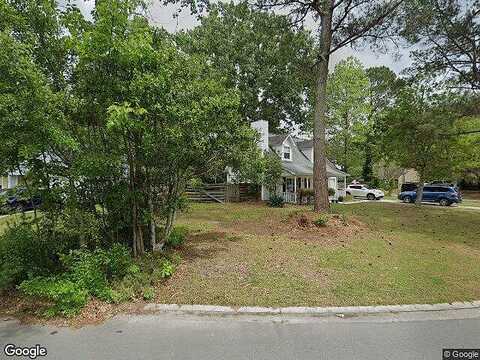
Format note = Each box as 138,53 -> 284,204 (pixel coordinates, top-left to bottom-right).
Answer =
341,198 -> 480,211
1,309 -> 480,360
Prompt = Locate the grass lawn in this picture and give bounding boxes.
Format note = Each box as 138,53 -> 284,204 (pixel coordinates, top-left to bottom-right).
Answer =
154,202 -> 480,307
0,212 -> 34,233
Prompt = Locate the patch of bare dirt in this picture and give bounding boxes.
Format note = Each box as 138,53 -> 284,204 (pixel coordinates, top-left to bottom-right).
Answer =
0,290 -> 147,328
224,210 -> 367,245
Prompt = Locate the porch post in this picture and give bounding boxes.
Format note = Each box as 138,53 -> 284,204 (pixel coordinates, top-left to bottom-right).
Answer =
294,176 -> 297,203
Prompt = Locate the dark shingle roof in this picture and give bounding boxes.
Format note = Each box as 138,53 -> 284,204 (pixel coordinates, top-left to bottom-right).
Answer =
268,135 -> 288,147
296,139 -> 313,150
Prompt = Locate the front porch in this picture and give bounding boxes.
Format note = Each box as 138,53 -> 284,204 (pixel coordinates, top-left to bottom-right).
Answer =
264,175 -> 347,204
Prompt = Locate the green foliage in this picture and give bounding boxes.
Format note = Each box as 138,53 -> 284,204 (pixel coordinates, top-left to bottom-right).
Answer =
328,188 -> 336,197
326,57 -> 371,176
15,243 -> 136,316
313,214 -> 329,227
400,0 -> 479,91
19,277 -> 88,317
0,222 -> 78,289
263,153 -> 283,194
157,259 -> 175,278
268,194 -> 284,208
166,226 -> 188,248
142,287 -> 155,301
58,244 -> 133,301
176,2 -> 316,132
382,87 -> 458,185
0,0 -> 262,258
110,255 -> 177,303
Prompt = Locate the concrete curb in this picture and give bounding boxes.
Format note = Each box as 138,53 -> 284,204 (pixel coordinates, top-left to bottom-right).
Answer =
144,301 -> 480,317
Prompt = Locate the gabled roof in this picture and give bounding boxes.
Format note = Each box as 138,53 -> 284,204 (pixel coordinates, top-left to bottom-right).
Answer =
268,136 -> 348,177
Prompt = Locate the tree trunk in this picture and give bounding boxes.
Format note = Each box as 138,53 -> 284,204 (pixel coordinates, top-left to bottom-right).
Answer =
17,166 -> 39,232
163,206 -> 177,243
343,114 -> 349,174
128,144 -> 144,257
148,189 -> 158,251
415,177 -> 424,206
313,5 -> 334,212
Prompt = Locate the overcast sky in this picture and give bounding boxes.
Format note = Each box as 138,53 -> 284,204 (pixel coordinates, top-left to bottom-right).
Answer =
68,0 -> 413,74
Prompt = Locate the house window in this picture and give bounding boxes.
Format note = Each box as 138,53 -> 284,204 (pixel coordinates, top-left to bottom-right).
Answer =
284,178 -> 294,192
283,145 -> 291,160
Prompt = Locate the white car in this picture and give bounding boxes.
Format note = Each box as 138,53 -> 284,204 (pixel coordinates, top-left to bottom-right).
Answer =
346,184 -> 384,200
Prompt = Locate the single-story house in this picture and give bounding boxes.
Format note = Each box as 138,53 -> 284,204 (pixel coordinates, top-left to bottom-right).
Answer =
250,120 -> 347,203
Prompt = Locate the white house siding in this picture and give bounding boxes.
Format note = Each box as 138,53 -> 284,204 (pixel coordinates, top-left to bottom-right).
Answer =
0,175 -> 23,190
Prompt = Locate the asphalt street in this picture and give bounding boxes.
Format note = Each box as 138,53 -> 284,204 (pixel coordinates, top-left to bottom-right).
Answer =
1,309 -> 480,360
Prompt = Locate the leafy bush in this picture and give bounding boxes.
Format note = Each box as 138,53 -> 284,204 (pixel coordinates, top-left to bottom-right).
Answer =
142,287 -> 155,301
337,195 -> 344,202
0,223 -> 78,289
55,207 -> 102,249
313,214 -> 329,227
19,277 -> 88,317
328,188 -> 336,197
298,188 -> 314,204
268,194 -> 284,208
158,259 -> 174,278
166,226 -> 188,248
59,244 -> 133,301
18,244 -> 134,314
110,255 -> 177,304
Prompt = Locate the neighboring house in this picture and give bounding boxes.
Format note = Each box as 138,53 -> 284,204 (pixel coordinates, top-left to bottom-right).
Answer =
374,162 -> 420,191
398,168 -> 419,190
250,120 -> 347,203
0,171 -> 24,190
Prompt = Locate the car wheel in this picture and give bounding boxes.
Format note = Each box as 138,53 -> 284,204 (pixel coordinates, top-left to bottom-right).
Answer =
367,193 -> 375,201
403,196 -> 412,203
439,198 -> 450,206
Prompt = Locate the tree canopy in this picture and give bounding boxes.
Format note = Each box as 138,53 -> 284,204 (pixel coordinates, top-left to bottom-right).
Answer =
326,57 -> 371,176
0,0 -> 260,255
175,2 -> 317,132
401,0 -> 479,91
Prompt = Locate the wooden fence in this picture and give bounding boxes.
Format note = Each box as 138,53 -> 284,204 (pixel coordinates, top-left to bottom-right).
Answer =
185,183 -> 260,203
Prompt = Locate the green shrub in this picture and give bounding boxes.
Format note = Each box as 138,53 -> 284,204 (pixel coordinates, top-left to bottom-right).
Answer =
0,223 -> 78,289
166,226 -> 188,248
159,259 -> 174,278
59,250 -> 111,301
19,276 -> 88,317
108,255 -> 176,303
337,195 -> 344,202
142,287 -> 155,301
313,214 -> 329,227
328,188 -> 336,197
268,194 -> 284,208
55,207 -> 102,249
59,244 -> 133,301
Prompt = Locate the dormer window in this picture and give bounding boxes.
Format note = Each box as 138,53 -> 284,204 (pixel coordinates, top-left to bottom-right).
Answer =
283,145 -> 291,161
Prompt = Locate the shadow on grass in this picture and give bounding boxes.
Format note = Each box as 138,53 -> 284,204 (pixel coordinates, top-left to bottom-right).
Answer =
178,231 -> 240,261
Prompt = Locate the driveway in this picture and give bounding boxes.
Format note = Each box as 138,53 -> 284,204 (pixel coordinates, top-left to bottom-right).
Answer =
2,309 -> 480,360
